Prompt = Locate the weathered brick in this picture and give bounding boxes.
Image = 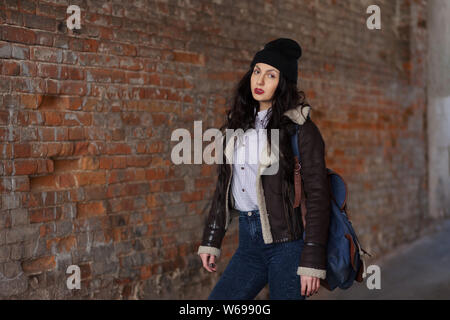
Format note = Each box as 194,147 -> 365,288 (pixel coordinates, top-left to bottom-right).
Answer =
13,159 -> 36,175
1,60 -> 20,76
20,94 -> 38,109
58,81 -> 87,96
35,31 -> 53,46
77,201 -> 106,219
19,0 -> 36,14
29,207 -> 62,224
10,208 -> 28,226
74,171 -> 106,186
6,225 -> 39,244
0,41 -> 12,58
1,192 -> 21,210
46,235 -> 76,252
23,13 -> 56,32
173,51 -> 205,65
68,127 -> 85,140
2,26 -> 36,44
43,111 -> 63,126
0,246 -> 11,263
21,256 -> 56,274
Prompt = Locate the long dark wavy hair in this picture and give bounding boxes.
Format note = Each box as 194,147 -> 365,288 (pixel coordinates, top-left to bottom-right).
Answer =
218,68 -> 311,184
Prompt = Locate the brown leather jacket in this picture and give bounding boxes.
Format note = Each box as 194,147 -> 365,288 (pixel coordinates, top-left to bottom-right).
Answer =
197,105 -> 331,279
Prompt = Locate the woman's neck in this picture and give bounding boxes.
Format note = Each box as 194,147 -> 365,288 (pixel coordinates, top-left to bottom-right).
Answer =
259,101 -> 272,111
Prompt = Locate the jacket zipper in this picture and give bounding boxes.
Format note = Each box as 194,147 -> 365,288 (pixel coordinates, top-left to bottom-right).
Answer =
224,135 -> 236,230
224,162 -> 233,230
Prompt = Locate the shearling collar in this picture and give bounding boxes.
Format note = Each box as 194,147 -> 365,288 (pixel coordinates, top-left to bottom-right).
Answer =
283,105 -> 310,125
253,105 -> 311,125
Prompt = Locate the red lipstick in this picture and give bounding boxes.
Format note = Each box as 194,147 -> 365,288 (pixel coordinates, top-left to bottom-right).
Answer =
254,88 -> 264,95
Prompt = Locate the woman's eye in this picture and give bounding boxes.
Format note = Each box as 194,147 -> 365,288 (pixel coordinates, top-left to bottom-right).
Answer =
254,70 -> 275,78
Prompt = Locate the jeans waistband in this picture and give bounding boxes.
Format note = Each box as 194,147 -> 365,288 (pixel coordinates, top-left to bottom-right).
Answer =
238,209 -> 260,216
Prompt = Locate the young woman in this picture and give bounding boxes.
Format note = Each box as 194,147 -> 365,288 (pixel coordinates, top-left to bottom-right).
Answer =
197,38 -> 331,300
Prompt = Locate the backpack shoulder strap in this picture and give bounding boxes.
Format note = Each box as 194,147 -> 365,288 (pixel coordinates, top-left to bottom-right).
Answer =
290,124 -> 304,211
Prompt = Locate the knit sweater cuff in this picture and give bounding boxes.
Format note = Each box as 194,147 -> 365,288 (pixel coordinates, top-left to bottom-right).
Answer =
297,266 -> 326,279
197,245 -> 221,258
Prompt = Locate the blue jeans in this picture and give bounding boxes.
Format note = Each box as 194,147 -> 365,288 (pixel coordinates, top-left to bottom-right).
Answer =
208,209 -> 307,300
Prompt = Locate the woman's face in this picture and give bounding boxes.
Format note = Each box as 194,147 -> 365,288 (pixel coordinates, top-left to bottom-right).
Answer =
250,62 -> 280,108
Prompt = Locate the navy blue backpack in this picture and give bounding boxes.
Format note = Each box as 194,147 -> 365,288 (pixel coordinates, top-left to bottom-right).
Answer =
291,124 -> 372,290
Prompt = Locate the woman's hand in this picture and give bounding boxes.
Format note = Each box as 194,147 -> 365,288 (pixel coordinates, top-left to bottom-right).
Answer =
300,275 -> 320,297
199,253 -> 217,272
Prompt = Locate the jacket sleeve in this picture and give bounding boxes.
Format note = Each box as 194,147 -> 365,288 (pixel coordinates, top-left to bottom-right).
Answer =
197,169 -> 227,259
197,135 -> 229,259
296,118 -> 331,279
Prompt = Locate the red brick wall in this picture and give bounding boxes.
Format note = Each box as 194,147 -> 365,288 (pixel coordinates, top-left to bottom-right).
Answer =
0,0 -> 428,299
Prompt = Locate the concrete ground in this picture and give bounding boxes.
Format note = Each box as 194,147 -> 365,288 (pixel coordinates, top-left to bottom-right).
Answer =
309,218 -> 450,300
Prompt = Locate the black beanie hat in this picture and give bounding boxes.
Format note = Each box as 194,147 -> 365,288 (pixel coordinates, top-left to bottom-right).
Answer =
250,38 -> 302,84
